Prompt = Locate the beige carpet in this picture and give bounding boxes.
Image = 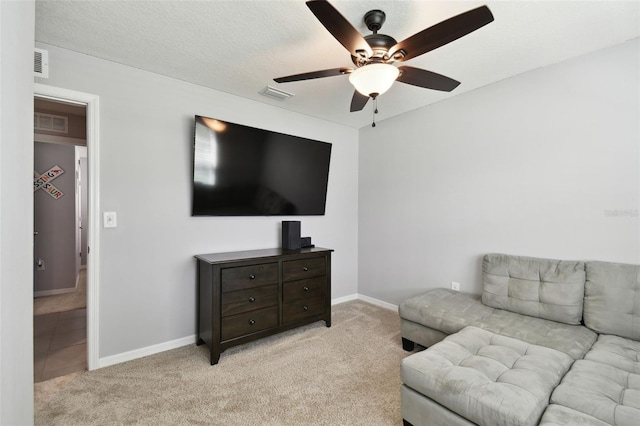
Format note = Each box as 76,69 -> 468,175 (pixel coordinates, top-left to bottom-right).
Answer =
35,300 -> 415,425
34,269 -> 87,316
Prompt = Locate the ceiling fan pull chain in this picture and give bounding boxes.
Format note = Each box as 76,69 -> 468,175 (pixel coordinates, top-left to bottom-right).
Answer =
371,97 -> 377,127
372,97 -> 380,127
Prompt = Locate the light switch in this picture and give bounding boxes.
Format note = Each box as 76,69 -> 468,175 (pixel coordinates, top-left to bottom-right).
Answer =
104,211 -> 117,228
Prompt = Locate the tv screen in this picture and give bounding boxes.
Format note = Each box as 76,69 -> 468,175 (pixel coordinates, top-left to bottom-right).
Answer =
192,116 -> 332,216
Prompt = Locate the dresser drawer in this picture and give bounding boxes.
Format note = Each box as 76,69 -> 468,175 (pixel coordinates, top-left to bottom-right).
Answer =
221,263 -> 278,292
282,297 -> 325,324
221,284 -> 278,317
282,257 -> 326,282
283,277 -> 325,304
221,306 -> 278,341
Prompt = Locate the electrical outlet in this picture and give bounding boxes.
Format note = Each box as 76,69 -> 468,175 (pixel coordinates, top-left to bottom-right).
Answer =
451,281 -> 460,291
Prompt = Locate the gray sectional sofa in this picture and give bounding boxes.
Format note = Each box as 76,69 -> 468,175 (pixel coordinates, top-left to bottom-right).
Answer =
398,253 -> 640,426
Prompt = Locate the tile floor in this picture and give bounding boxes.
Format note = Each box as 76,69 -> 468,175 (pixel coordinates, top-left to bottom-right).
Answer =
34,308 -> 87,383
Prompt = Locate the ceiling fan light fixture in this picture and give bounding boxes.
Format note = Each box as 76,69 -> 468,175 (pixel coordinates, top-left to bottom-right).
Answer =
348,63 -> 399,98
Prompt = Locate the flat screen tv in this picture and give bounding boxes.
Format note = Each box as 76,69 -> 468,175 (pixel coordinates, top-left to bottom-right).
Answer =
192,115 -> 332,216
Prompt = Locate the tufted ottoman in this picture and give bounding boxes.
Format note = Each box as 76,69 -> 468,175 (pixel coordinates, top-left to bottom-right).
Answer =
401,326 -> 574,426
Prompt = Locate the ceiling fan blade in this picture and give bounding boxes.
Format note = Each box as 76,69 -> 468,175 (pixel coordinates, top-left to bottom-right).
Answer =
274,67 -> 351,83
350,90 -> 370,112
306,0 -> 373,58
389,6 -> 494,62
397,66 -> 460,92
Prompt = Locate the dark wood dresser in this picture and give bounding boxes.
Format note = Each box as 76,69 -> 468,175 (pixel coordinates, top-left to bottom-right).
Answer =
195,247 -> 332,365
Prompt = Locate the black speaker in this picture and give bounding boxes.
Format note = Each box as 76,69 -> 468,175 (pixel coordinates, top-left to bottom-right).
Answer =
281,221 -> 301,250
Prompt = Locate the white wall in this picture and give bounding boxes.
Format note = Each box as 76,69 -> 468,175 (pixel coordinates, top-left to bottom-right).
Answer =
36,44 -> 359,360
0,1 -> 35,423
359,39 -> 640,305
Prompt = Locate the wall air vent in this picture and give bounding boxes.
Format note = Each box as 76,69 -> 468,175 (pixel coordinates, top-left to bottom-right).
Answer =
34,48 -> 49,78
259,86 -> 294,101
34,112 -> 68,134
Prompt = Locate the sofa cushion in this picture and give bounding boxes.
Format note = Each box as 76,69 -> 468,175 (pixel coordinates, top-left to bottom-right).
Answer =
399,288 -> 494,335
551,359 -> 640,426
401,326 -> 573,426
540,404 -> 610,426
482,254 -> 585,325
476,308 -> 597,360
584,334 -> 640,374
584,260 -> 640,340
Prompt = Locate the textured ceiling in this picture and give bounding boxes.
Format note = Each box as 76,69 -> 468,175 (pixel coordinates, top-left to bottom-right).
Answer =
35,1 -> 640,129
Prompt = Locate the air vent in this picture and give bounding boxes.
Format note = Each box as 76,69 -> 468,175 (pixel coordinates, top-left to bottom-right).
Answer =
259,86 -> 294,101
34,112 -> 68,134
34,48 -> 49,78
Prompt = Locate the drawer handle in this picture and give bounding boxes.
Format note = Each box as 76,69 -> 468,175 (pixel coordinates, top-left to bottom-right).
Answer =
249,274 -> 256,280
303,305 -> 308,311
249,319 -> 256,325
303,286 -> 310,292
303,267 -> 309,272
248,296 -> 256,303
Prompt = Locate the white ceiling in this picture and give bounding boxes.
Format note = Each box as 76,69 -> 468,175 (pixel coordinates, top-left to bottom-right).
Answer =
35,1 -> 640,129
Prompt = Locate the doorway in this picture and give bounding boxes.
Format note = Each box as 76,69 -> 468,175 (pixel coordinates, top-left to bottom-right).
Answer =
33,84 -> 100,374
33,98 -> 87,381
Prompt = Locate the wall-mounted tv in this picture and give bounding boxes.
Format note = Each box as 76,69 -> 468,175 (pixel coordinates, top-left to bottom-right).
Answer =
192,115 -> 332,216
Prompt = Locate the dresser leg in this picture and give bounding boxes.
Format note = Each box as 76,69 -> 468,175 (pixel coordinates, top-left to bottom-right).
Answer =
196,337 -> 205,346
210,351 -> 220,365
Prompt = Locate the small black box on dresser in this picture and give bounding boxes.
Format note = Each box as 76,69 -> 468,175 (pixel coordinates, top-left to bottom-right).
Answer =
281,221 -> 301,250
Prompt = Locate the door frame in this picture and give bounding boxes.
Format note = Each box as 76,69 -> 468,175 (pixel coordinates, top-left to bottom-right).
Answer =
34,84 -> 100,370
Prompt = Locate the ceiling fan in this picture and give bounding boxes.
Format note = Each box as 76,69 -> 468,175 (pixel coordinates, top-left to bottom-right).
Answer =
274,0 -> 494,117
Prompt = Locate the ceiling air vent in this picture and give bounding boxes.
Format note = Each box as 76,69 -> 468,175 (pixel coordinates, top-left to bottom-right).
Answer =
259,86 -> 294,101
34,48 -> 49,78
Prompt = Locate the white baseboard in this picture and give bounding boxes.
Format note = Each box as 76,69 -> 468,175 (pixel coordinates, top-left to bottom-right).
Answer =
356,294 -> 398,311
332,293 -> 398,311
34,270 -> 82,298
331,294 -> 358,305
97,295 -> 397,369
34,287 -> 76,298
98,334 -> 196,369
